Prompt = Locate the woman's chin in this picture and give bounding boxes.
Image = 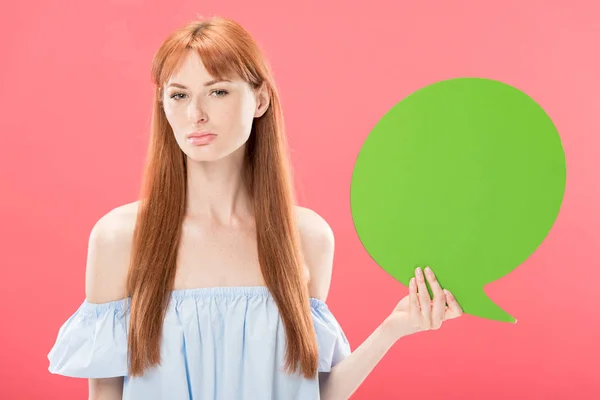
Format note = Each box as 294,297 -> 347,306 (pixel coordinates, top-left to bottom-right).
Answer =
184,146 -> 242,163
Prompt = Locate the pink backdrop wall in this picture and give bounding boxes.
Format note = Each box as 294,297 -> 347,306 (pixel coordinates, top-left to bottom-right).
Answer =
2,0 -> 599,398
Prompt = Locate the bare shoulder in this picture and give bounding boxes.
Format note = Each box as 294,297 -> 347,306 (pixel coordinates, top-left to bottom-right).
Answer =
294,205 -> 335,301
85,200 -> 141,303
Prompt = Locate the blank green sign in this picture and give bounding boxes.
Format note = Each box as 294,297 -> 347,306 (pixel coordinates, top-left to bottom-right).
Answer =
350,77 -> 566,323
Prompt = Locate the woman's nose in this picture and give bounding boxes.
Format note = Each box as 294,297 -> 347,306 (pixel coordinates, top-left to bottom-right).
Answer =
188,100 -> 208,123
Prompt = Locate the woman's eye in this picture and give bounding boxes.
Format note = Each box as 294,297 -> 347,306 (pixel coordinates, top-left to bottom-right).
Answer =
169,90 -> 228,101
211,90 -> 228,97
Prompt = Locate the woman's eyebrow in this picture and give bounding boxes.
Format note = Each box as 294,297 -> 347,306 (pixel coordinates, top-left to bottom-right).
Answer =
167,79 -> 232,89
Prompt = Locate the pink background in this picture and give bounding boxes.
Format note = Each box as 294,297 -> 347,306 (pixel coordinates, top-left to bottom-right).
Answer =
2,0 -> 599,399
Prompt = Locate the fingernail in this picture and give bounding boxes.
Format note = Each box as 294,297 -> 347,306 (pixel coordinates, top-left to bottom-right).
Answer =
415,267 -> 422,277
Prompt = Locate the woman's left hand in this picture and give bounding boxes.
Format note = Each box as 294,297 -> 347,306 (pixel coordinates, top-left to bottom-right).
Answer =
385,266 -> 463,340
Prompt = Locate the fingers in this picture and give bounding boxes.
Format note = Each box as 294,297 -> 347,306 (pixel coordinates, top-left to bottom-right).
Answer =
408,278 -> 419,311
408,277 -> 420,319
425,267 -> 446,329
415,267 -> 431,323
408,266 -> 464,331
443,289 -> 463,320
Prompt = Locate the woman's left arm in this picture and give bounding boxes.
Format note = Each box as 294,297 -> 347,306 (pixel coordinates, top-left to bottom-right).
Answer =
317,314 -> 400,400
318,267 -> 463,400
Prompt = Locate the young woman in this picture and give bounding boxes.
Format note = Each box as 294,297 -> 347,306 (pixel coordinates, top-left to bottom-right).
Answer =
48,16 -> 463,400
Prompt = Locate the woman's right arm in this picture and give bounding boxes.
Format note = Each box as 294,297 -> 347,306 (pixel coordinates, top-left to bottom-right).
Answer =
84,205 -> 136,400
88,378 -> 124,400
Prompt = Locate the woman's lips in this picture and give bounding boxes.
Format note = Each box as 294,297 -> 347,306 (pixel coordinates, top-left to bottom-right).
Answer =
187,133 -> 216,146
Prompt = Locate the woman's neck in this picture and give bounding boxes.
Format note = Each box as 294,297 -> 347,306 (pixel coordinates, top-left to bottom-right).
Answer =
184,147 -> 253,226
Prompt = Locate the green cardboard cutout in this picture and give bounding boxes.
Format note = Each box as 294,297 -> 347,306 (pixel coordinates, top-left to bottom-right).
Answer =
350,77 -> 566,323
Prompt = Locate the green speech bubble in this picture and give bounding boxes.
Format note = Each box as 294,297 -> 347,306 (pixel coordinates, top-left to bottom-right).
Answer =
350,77 -> 566,323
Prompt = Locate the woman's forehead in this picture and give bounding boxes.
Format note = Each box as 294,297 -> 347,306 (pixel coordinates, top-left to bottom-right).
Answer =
165,52 -> 241,86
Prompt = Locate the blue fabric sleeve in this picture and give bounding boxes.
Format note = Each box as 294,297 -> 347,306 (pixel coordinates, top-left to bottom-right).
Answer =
47,299 -> 130,378
310,299 -> 352,372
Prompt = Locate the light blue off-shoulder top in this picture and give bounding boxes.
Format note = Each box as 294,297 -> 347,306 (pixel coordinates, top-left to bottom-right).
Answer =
47,286 -> 351,399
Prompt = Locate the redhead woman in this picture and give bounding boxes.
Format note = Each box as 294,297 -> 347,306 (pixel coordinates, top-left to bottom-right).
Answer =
48,16 -> 463,400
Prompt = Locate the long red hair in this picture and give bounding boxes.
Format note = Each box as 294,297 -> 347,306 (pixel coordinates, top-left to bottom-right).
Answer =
125,16 -> 319,379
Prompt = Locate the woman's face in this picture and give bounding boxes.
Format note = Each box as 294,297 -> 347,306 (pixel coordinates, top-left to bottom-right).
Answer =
162,50 -> 269,162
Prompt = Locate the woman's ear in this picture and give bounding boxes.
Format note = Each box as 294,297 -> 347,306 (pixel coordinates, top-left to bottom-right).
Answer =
254,83 -> 270,118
